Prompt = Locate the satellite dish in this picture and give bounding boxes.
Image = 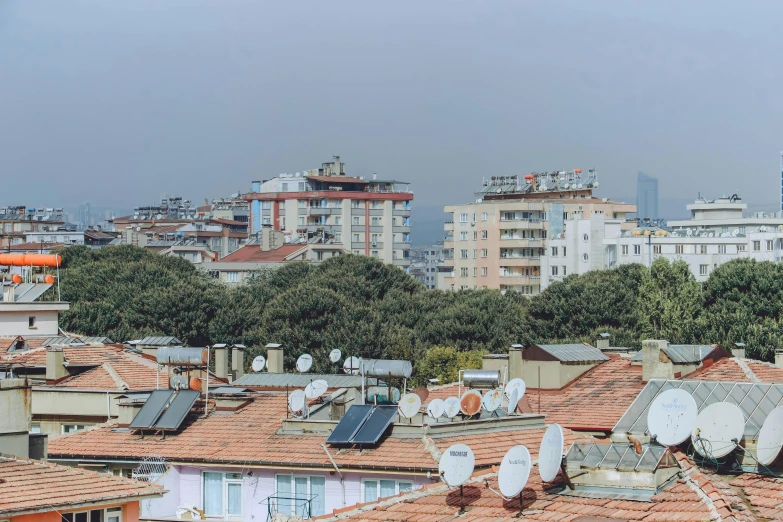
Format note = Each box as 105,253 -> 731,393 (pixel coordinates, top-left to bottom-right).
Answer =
647,389 -> 698,446
329,349 -> 342,363
305,379 -> 328,399
296,354 -> 313,373
686,228 -> 692,236
508,388 -> 520,415
251,355 -> 266,372
443,397 -> 461,419
438,444 -> 475,487
498,445 -> 531,497
460,390 -> 482,416
757,406 -> 783,465
481,389 -> 503,413
343,356 -> 361,375
427,398 -> 445,419
732,229 -> 739,237
691,402 -> 745,458
398,393 -> 422,419
504,378 -> 526,399
288,389 -> 306,413
412,387 -> 430,403
538,424 -> 564,482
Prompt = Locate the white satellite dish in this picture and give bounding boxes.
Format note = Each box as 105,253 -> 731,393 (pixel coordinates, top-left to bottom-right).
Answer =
482,389 -> 503,412
288,389 -> 306,413
427,398 -> 445,419
439,444 -> 475,487
538,423 -> 564,482
329,349 -> 342,363
251,355 -> 266,372
305,379 -> 328,399
343,356 -> 361,375
296,354 -> 313,373
398,393 -> 422,419
443,397 -> 461,419
757,406 -> 783,465
507,388 -> 520,415
498,445 -> 531,497
647,389 -> 698,446
504,378 -> 526,399
691,402 -> 745,458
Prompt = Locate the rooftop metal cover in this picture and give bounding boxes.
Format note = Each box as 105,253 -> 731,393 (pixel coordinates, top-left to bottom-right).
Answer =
536,344 -> 610,363
81,336 -> 114,344
629,345 -> 715,363
13,283 -> 53,302
613,379 -> 783,441
137,336 -> 181,346
566,442 -> 676,472
232,373 -> 377,389
326,404 -> 373,444
349,406 -> 398,445
154,389 -> 200,431
211,386 -> 250,395
129,389 -> 175,429
42,336 -> 83,347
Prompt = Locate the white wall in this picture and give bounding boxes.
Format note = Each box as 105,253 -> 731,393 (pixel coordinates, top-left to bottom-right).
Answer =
0,309 -> 59,336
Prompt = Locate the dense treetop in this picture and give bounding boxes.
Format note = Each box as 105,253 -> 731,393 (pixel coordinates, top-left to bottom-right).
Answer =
55,246 -> 783,384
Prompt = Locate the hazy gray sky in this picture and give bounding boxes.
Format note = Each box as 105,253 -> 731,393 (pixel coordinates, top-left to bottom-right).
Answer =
2,1 -> 782,211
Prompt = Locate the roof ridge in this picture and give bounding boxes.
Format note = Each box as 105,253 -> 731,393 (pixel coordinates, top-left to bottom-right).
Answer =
102,362 -> 130,391
732,358 -> 760,383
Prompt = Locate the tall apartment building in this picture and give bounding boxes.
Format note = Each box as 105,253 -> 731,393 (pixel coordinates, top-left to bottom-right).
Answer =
636,171 -> 659,219
443,169 -> 635,293
0,206 -> 65,248
244,156 -> 413,267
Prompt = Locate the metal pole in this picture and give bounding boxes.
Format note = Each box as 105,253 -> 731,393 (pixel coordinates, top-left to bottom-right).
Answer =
538,366 -> 541,414
204,346 -> 210,417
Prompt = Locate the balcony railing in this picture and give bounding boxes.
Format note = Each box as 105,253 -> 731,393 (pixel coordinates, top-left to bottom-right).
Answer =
499,217 -> 542,222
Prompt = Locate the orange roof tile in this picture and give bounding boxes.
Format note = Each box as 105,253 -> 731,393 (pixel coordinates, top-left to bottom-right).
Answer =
0,344 -> 127,369
690,358 -> 783,383
730,474 -> 783,520
0,455 -> 163,516
219,243 -> 307,263
53,352 -> 166,390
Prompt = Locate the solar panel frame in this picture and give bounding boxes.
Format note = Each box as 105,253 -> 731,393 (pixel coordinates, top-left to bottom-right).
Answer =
350,406 -> 398,444
326,404 -> 373,444
154,390 -> 200,431
129,389 -> 175,429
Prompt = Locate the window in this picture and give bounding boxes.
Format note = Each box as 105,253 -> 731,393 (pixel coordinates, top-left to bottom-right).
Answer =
61,508 -> 122,522
299,200 -> 307,208
460,232 -> 468,241
481,212 -> 488,221
675,245 -> 684,254
459,213 -> 468,223
352,200 -> 362,209
633,244 -> 641,255
274,474 -> 326,518
472,213 -> 477,222
718,245 -> 727,254
262,216 -> 271,225
460,268 -> 468,277
583,233 -> 589,242
481,249 -> 487,257
738,244 -> 746,252
551,266 -> 558,276
362,480 -> 413,503
700,264 -> 708,276
371,233 -> 379,244
261,201 -> 272,209
739,226 -> 746,234
481,230 -> 488,239
334,217 -> 341,225
753,241 -> 761,251
316,251 -> 325,261
353,216 -> 360,225
298,217 -> 305,226
562,266 -> 567,275
460,249 -> 468,259
353,233 -> 360,243
551,247 -> 558,256
28,316 -> 36,328
481,267 -> 488,276
722,226 -> 729,234
281,182 -> 288,192
353,250 -> 360,255
583,253 -> 589,262
473,231 -> 478,240
622,245 -> 628,255
371,217 -> 380,226
472,249 -> 477,258
653,245 -> 661,254
225,272 -> 239,283
61,424 -> 85,434
700,244 -> 708,254
371,250 -> 379,258
767,240 -> 774,251
371,201 -> 380,209
30,424 -> 40,434
473,267 -> 477,276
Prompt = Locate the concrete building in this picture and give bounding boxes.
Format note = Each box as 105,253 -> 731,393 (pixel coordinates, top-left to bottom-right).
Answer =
443,168 -> 635,294
243,156 -> 413,269
636,171 -> 659,219
0,206 -> 65,248
668,194 -> 783,234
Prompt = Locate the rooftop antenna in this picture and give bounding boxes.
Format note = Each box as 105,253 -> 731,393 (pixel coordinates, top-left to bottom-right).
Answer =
443,396 -> 460,420
647,389 -> 698,446
296,353 -> 313,373
427,398 -> 445,423
398,393 -> 422,422
251,355 -> 266,373
538,423 -> 564,483
691,402 -> 745,459
756,406 -> 783,466
460,390 -> 482,417
439,443 -> 475,511
497,445 -> 532,510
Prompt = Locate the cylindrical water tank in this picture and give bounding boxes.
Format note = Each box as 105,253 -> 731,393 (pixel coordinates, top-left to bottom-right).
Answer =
462,370 -> 500,389
170,375 -> 190,390
366,386 -> 401,404
157,347 -> 208,366
359,359 -> 413,378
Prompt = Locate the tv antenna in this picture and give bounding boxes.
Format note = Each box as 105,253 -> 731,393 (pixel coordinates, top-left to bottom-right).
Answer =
398,393 -> 422,419
538,423 -> 564,482
691,402 -> 745,458
296,354 -> 313,373
251,355 -> 266,373
647,389 -> 698,446
443,397 -> 460,419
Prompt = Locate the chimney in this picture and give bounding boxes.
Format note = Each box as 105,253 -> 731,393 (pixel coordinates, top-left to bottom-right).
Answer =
596,333 -> 610,350
508,344 -> 524,381
731,342 -> 746,360
642,340 -> 674,382
0,379 -> 33,458
776,349 -> 783,369
232,345 -> 245,380
214,345 -> 229,380
46,347 -> 68,383
117,396 -> 147,427
266,343 -> 284,373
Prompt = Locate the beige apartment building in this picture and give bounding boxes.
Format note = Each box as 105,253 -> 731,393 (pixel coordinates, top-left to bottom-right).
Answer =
443,169 -> 635,293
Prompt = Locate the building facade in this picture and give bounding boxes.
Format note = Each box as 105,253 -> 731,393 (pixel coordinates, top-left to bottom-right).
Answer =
244,156 -> 413,268
0,207 -> 65,248
443,169 -> 635,294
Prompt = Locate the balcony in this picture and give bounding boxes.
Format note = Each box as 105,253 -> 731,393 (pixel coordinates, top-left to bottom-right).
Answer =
499,256 -> 541,266
308,207 -> 340,216
499,218 -> 544,230
499,236 -> 544,246
498,274 -> 540,285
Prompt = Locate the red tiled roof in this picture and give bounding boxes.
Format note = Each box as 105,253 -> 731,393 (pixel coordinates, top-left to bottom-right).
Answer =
219,243 -> 307,263
0,336 -> 47,355
7,242 -> 64,251
0,455 -> 163,516
48,393 -> 577,471
730,474 -> 783,520
424,383 -> 461,403
306,175 -> 369,184
690,358 -> 783,383
53,351 -> 166,390
325,456 -> 754,522
0,344 -> 127,369
208,218 -> 248,226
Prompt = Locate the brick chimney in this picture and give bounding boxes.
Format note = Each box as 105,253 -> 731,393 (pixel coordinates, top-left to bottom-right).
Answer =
46,347 -> 68,383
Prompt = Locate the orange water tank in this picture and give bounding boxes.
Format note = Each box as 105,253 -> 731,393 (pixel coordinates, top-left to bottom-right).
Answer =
574,168 -> 582,173
44,274 -> 56,284
524,174 -> 535,180
11,274 -> 22,284
189,377 -> 202,391
0,253 -> 61,267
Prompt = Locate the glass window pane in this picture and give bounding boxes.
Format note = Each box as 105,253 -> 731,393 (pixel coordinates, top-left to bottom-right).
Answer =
203,472 -> 223,515
90,510 -> 103,522
108,518 -> 120,522
364,480 -> 378,503
295,477 -> 309,518
227,483 -> 242,516
380,480 -> 396,498
310,476 -> 325,517
61,515 -> 74,522
276,475 -> 292,516
398,482 -> 413,493
75,513 -> 88,522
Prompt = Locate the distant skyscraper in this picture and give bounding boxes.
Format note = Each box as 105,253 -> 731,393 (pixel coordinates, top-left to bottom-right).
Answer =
636,171 -> 659,219
780,152 -> 783,212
